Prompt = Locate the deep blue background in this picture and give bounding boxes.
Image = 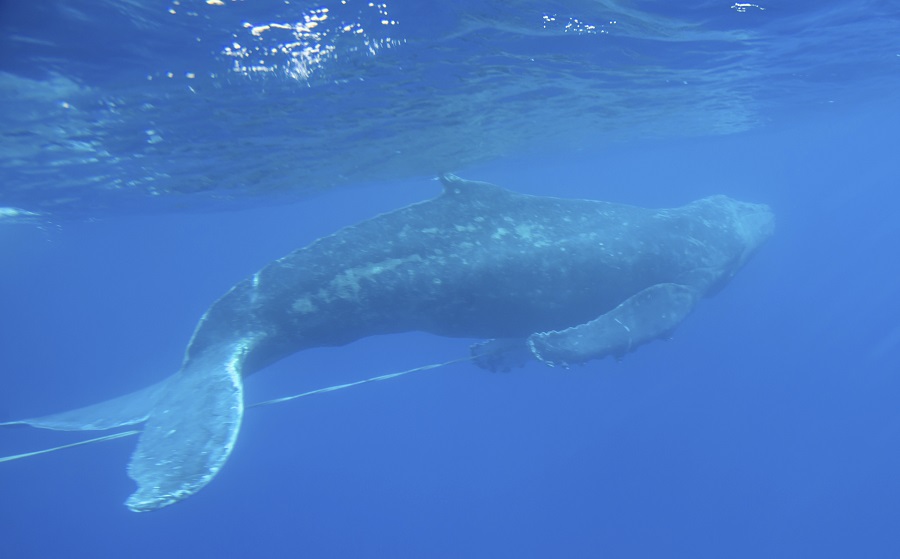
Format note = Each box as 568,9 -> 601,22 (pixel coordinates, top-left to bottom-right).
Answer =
3,0 -> 900,555
3,99 -> 900,558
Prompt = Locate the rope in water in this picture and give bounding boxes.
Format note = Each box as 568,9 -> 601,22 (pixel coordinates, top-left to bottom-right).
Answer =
248,356 -> 472,409
0,356 -> 472,464
0,430 -> 141,463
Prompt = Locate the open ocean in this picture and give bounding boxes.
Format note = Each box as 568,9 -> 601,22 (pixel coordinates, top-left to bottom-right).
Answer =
2,1 -> 899,557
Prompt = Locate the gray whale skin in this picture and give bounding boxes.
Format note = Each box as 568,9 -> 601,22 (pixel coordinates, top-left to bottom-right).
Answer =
2,174 -> 774,511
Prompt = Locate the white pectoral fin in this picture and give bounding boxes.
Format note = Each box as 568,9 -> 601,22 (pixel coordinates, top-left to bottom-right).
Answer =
126,340 -> 253,512
528,283 -> 699,368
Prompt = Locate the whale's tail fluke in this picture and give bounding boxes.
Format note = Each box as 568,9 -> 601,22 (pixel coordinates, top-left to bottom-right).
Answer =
2,348 -> 470,509
0,380 -> 168,432
125,340 -> 252,511
1,339 -> 255,512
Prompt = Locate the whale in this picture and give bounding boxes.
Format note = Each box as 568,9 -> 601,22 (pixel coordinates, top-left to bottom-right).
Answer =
1,174 -> 774,511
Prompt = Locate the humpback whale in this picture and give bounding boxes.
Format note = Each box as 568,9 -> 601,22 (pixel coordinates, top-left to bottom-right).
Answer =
1,174 -> 774,511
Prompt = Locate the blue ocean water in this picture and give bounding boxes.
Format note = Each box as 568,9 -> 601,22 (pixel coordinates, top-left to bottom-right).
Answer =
2,1 -> 900,557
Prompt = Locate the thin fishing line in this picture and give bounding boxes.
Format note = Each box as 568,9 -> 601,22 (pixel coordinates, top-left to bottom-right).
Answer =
248,356 -> 472,409
0,430 -> 141,463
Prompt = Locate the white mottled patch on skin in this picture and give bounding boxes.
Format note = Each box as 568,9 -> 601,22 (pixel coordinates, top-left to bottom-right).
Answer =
492,227 -> 509,239
290,255 -> 427,311
515,223 -> 533,239
516,223 -> 553,247
330,255 -> 425,302
291,297 -> 317,314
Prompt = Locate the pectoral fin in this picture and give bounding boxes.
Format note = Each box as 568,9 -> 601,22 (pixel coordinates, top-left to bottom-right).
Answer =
528,283 -> 699,368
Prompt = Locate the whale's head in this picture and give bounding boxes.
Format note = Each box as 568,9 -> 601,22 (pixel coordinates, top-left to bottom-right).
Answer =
722,197 -> 776,269
676,195 -> 774,294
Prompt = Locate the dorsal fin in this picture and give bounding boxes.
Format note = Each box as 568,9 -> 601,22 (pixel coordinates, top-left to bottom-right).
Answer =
438,174 -> 510,200
438,173 -> 465,190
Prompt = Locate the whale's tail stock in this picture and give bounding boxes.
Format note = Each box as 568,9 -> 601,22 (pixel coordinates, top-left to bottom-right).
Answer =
0,339 -> 254,512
